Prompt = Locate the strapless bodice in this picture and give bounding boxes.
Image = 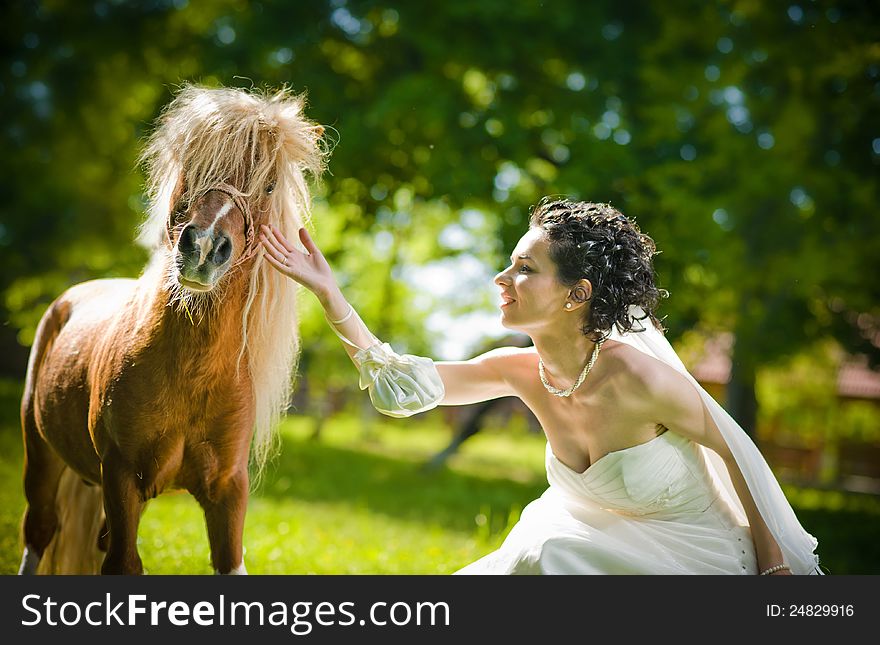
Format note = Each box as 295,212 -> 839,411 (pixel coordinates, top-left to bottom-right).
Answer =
546,430 -> 735,523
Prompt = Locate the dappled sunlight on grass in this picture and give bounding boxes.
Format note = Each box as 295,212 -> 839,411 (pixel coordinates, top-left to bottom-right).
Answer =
0,410 -> 877,573
0,413 -> 548,574
129,413 -> 547,573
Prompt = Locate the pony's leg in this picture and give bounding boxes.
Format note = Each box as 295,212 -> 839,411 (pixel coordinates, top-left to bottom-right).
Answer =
197,469 -> 248,575
20,415 -> 65,574
100,454 -> 145,575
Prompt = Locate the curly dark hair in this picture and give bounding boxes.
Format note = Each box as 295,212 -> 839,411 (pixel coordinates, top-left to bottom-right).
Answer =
528,197 -> 668,341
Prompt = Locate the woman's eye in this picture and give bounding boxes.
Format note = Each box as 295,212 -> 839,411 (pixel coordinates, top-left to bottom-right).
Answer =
518,265 -> 531,273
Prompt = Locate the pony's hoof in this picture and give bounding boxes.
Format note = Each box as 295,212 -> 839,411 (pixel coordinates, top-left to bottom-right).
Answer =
18,545 -> 40,575
100,553 -> 144,575
215,561 -> 248,575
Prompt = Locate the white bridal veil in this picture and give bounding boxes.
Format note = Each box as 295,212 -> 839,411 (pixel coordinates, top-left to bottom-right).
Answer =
608,306 -> 823,575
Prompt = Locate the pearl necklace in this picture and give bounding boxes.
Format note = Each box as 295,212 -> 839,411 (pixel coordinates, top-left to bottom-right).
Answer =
539,338 -> 605,397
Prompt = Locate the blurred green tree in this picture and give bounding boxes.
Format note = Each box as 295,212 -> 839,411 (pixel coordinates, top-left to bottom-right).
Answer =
1,0 -> 877,437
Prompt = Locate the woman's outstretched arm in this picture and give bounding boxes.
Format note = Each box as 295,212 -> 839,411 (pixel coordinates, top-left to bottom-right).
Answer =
259,224 -> 516,407
434,350 -> 519,405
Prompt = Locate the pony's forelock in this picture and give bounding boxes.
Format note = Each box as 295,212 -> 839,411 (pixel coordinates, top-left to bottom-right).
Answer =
138,84 -> 324,248
138,84 -> 325,484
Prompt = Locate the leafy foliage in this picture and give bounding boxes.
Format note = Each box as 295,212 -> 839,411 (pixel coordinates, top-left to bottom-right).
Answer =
1,1 -> 877,421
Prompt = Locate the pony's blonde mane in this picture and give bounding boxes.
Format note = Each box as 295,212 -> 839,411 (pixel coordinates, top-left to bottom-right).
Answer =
138,84 -> 326,483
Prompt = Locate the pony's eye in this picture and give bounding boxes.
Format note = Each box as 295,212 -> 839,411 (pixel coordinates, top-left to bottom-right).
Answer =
266,182 -> 275,195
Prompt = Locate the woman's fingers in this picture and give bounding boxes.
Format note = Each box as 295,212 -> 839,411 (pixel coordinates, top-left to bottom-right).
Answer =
298,227 -> 320,256
262,249 -> 289,274
260,224 -> 293,256
260,227 -> 294,261
259,225 -> 331,293
259,234 -> 288,264
262,242 -> 297,274
261,224 -> 322,263
263,242 -> 318,290
269,224 -> 297,253
263,245 -> 287,270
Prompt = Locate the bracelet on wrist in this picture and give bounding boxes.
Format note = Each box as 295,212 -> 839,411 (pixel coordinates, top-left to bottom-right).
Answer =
760,563 -> 791,575
327,304 -> 354,325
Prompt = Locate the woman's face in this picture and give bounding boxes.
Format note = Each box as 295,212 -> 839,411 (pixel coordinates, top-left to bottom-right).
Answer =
494,227 -> 571,332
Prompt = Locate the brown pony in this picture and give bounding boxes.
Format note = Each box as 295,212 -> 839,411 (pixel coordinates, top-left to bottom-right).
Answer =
18,85 -> 324,574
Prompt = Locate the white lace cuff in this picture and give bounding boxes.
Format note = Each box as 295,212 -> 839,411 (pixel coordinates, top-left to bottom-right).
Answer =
353,342 -> 445,418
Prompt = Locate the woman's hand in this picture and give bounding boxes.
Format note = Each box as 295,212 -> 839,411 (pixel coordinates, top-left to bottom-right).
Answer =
260,225 -> 338,302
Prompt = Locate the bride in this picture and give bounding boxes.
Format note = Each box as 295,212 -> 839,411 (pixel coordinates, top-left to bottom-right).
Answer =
259,197 -> 822,575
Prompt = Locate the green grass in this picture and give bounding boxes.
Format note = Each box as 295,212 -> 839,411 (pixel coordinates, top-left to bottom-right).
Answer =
1,387 -> 878,574
0,411 -> 548,574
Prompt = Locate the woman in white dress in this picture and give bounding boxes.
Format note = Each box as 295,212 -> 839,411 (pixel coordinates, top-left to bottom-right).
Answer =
259,197 -> 822,575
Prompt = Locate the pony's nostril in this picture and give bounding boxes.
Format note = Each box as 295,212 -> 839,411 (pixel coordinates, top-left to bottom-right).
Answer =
179,225 -> 198,255
212,234 -> 231,265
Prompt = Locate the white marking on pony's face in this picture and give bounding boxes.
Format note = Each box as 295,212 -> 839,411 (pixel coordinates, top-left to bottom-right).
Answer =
207,199 -> 234,236
195,235 -> 212,266
173,191 -> 244,294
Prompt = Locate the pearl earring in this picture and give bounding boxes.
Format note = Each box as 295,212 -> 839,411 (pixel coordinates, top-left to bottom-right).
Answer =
565,303 -> 572,309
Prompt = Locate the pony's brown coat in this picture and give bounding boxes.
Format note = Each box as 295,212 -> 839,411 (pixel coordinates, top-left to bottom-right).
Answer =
20,85 -> 324,574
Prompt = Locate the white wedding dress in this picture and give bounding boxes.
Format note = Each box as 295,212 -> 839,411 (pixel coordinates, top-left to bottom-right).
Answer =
334,305 -> 823,575
455,429 -> 759,574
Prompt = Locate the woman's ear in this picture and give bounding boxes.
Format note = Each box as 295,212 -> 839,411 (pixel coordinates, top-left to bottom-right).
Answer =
566,279 -> 593,311
574,279 -> 593,303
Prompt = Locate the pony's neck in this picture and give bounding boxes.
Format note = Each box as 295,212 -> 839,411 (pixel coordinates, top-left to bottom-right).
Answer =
146,252 -> 254,350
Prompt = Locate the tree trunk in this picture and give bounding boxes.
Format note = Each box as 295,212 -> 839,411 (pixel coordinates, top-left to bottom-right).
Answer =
728,335 -> 759,442
0,318 -> 30,378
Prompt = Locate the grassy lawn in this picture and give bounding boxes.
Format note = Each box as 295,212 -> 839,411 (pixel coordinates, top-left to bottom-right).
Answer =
0,407 -> 548,575
1,381 -> 877,574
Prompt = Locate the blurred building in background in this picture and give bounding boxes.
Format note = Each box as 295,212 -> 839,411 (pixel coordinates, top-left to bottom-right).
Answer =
690,333 -> 880,494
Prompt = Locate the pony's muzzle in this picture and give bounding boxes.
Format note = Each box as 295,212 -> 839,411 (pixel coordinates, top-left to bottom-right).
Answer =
177,224 -> 233,290
179,224 -> 232,266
